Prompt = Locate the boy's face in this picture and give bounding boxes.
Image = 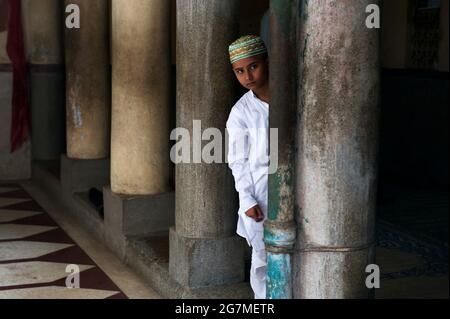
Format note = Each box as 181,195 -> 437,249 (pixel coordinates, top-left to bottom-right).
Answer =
232,55 -> 269,91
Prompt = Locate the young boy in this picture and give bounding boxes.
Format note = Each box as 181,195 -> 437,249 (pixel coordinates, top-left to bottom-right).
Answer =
226,35 -> 269,299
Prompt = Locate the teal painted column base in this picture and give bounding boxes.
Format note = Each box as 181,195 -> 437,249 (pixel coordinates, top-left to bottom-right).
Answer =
266,252 -> 292,299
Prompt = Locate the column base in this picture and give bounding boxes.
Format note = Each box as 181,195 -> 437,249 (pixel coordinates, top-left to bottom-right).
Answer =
60,154 -> 110,194
169,227 -> 245,289
293,247 -> 376,299
103,187 -> 175,258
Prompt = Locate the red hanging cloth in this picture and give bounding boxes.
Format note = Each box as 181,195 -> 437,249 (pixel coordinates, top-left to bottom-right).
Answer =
3,0 -> 30,153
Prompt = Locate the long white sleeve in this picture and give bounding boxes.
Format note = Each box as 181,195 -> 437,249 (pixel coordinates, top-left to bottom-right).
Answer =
226,107 -> 258,214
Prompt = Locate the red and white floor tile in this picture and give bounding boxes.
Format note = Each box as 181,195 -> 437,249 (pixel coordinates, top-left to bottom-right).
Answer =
0,185 -> 127,299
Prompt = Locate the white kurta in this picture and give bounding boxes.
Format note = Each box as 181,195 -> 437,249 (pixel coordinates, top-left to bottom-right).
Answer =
226,90 -> 268,299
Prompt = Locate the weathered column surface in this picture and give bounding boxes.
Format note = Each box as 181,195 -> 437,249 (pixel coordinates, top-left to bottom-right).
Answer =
265,0 -> 298,299
110,0 -> 171,195
294,0 -> 380,299
169,0 -> 244,289
65,0 -> 110,159
24,0 -> 65,160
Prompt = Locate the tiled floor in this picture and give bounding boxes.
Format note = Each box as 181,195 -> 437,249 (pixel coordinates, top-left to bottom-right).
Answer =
0,185 -> 128,299
378,184 -> 449,245
376,220 -> 449,298
375,184 -> 449,298
1,182 -> 447,299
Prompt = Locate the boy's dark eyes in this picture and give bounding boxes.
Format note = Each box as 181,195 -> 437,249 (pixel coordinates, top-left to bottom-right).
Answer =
234,63 -> 258,74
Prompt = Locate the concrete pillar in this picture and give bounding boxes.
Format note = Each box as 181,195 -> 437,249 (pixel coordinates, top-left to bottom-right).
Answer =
265,0 -> 298,299
169,0 -> 244,288
294,1 -> 380,298
65,0 -> 110,159
103,0 -> 175,259
22,0 -> 65,160
110,0 -> 171,195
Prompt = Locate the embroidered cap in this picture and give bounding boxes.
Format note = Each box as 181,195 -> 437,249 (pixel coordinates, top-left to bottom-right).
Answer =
229,35 -> 267,64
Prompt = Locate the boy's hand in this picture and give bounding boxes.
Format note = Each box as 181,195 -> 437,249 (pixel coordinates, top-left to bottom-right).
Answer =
245,205 -> 264,222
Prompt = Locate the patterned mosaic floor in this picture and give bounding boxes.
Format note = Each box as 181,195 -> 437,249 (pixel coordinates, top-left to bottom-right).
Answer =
0,185 -> 127,299
376,220 -> 449,298
375,185 -> 449,298
377,220 -> 448,279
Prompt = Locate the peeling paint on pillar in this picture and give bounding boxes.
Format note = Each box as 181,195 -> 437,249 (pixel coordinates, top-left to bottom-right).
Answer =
265,0 -> 298,299
265,219 -> 296,248
267,253 -> 292,299
65,0 -> 110,159
268,166 -> 294,222
294,0 -> 380,299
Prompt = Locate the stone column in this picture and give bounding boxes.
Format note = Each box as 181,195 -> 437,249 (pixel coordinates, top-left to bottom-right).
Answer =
65,0 -> 109,159
104,0 -> 174,259
294,0 -> 380,298
265,0 -> 298,299
22,0 -> 65,161
169,0 -> 244,288
110,0 -> 171,196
